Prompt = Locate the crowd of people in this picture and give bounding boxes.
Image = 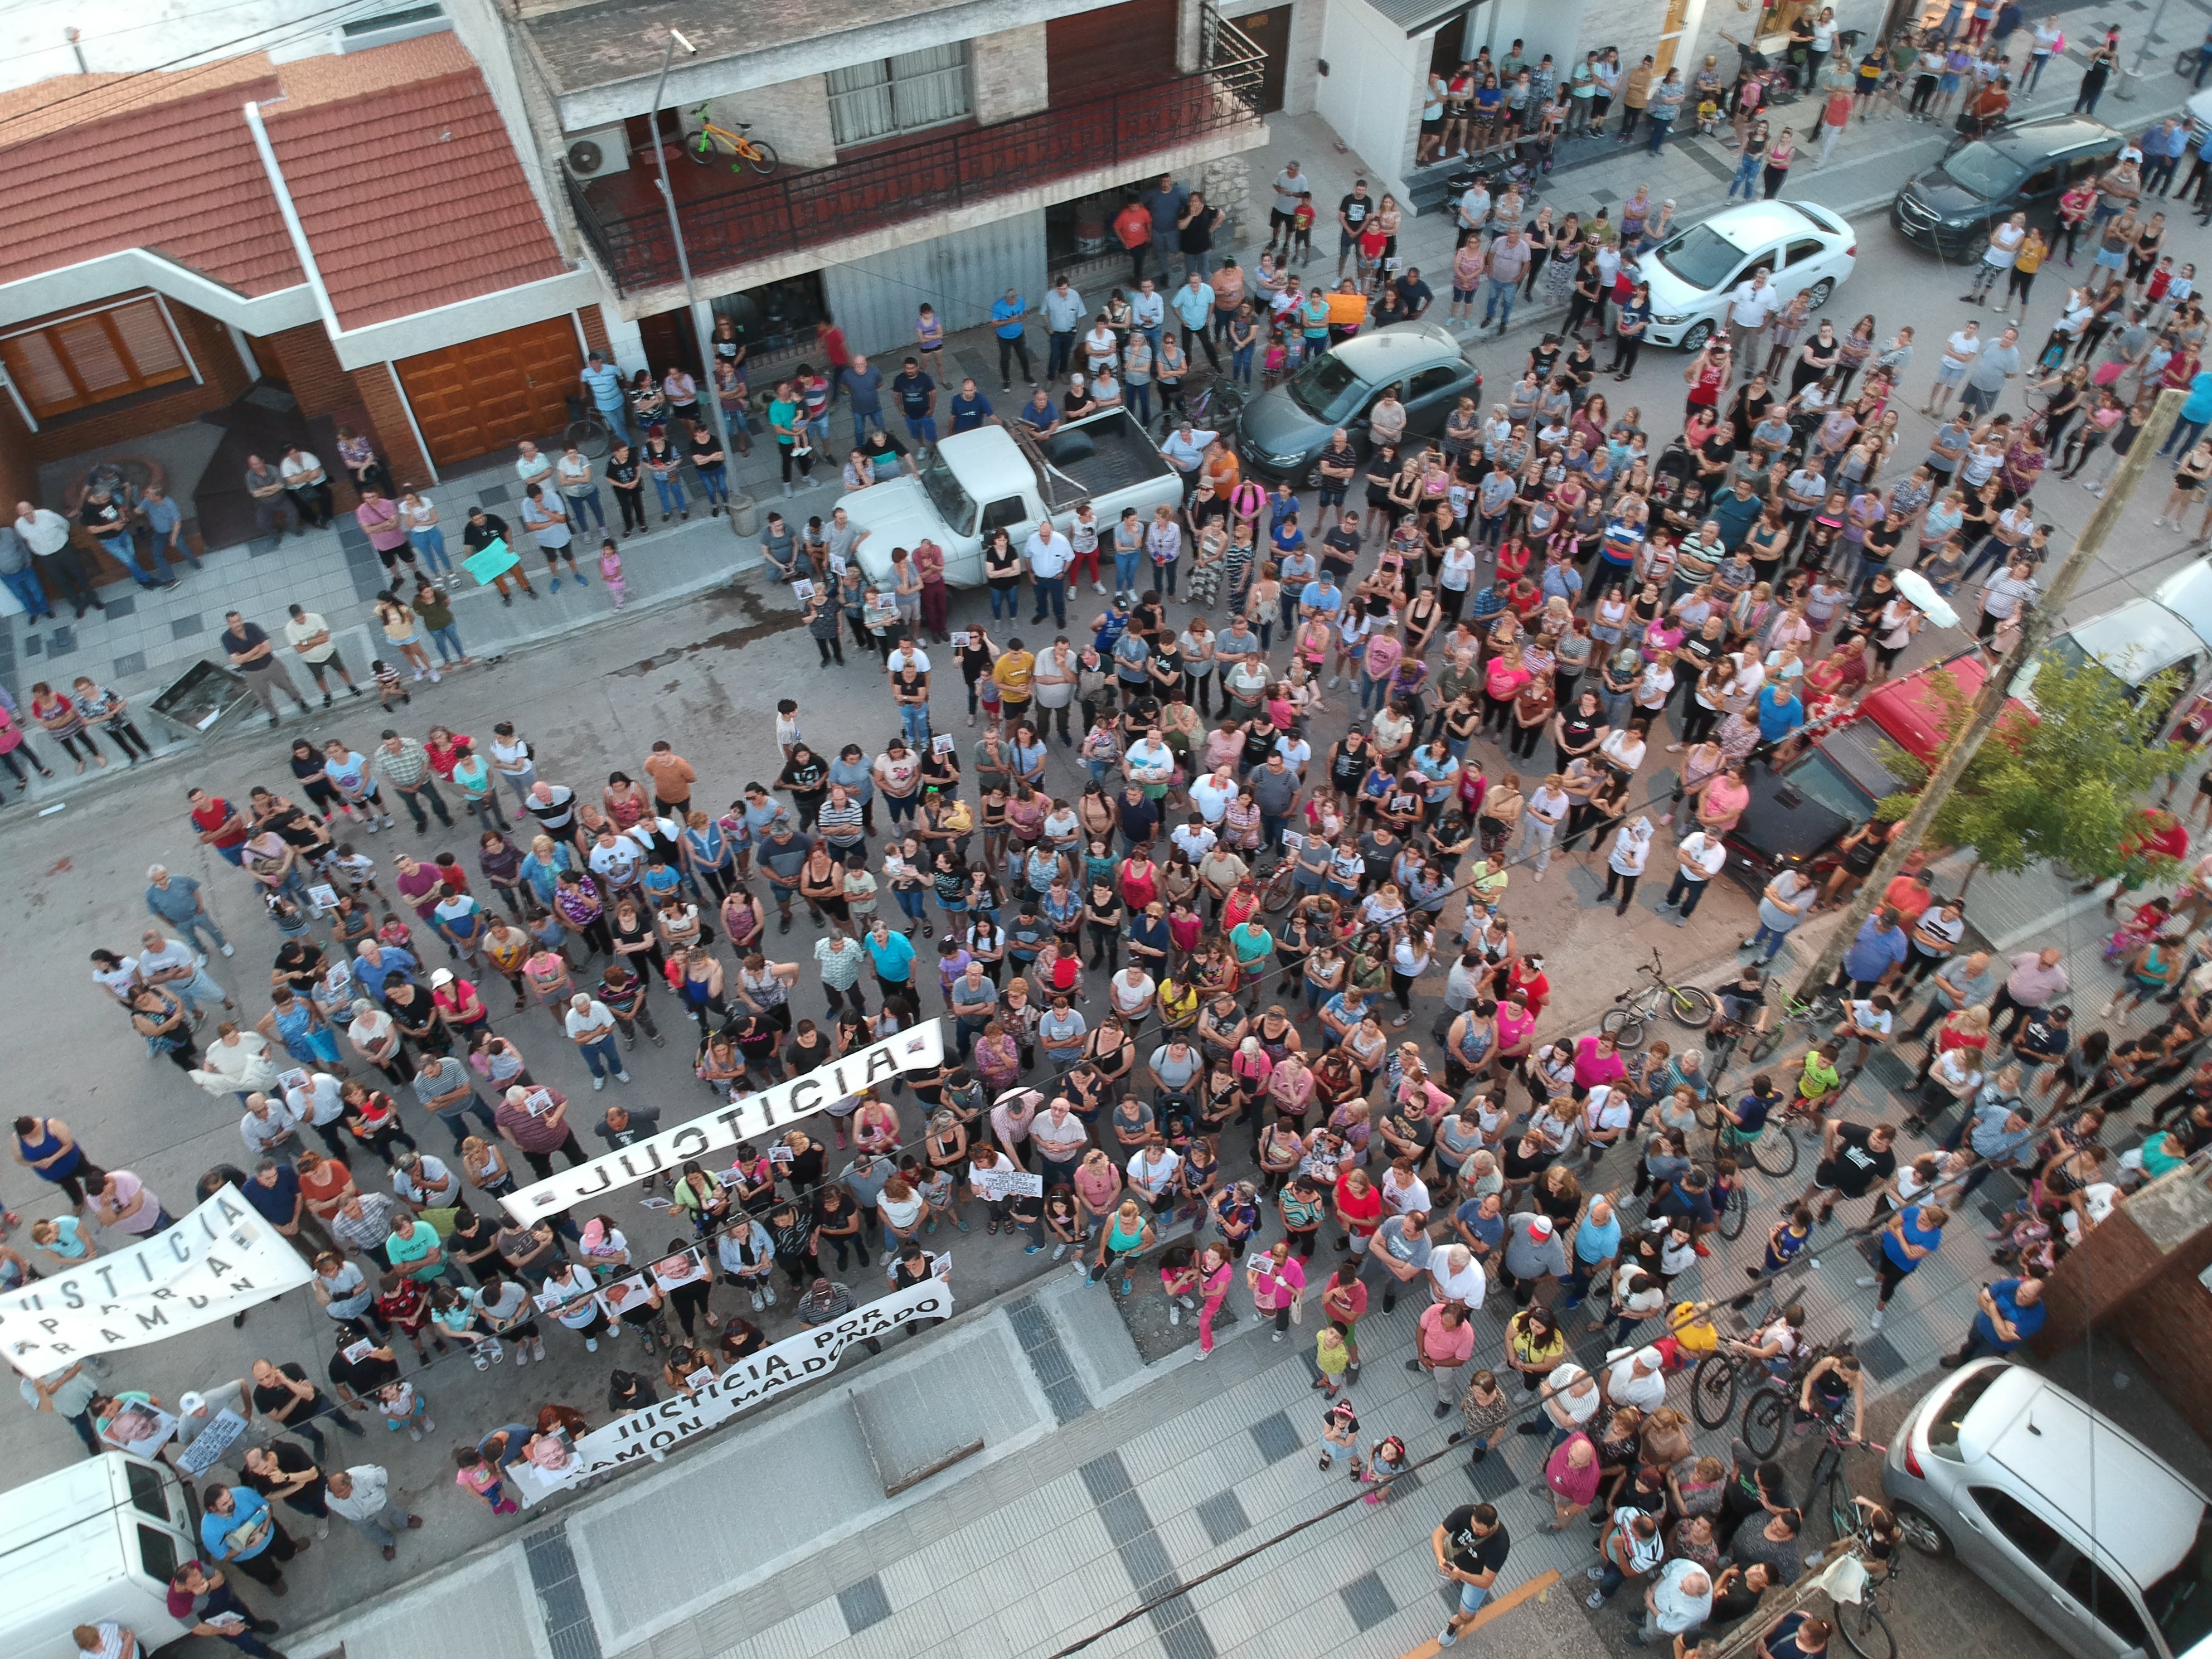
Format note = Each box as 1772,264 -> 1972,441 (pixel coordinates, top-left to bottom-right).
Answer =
20,35 -> 2212,1646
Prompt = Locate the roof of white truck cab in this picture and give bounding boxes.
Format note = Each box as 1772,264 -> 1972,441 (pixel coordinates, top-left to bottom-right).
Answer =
0,1454 -> 147,1628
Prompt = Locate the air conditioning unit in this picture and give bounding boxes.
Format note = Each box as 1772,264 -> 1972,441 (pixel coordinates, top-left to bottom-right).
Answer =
565,126 -> 632,178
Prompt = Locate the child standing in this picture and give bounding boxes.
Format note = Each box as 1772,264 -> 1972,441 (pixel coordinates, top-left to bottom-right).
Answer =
1158,1245 -> 1201,1326
598,537 -> 627,608
1361,1433 -> 1408,1503
775,698 -> 804,761
454,1446 -> 520,1516
1319,1397 -> 1362,1471
376,1377 -> 435,1442
1312,1324 -> 1351,1395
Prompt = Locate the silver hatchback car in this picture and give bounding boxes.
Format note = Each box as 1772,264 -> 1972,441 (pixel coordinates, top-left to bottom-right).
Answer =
1883,1360 -> 2212,1659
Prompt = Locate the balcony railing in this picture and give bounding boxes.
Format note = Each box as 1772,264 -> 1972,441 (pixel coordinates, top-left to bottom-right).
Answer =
568,59 -> 1266,296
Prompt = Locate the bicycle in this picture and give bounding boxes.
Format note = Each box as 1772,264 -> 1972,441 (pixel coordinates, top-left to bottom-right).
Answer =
562,397 -> 616,460
1599,948 -> 1718,1048
684,103 -> 780,175
1690,1316 -> 1797,1439
1810,1431 -> 1899,1659
1745,984 -> 1843,1061
1707,1099 -> 1801,1178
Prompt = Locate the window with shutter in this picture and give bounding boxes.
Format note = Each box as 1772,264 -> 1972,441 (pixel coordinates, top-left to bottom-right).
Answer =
826,44 -> 971,148
0,295 -> 194,419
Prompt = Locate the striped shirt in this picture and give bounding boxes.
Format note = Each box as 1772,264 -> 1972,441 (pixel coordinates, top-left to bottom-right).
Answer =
817,800 -> 866,847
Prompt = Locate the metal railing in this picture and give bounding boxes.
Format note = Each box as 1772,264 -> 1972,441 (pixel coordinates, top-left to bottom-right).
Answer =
569,49 -> 1267,295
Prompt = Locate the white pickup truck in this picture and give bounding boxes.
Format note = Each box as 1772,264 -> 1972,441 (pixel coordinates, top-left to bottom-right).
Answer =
837,408 -> 1186,588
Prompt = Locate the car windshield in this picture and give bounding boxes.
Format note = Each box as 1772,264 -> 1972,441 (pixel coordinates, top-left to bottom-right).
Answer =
1942,140 -> 2028,200
2141,1507 -> 2212,1658
1780,749 -> 1875,823
918,448 -> 978,537
1286,352 -> 1366,423
1925,1367 -> 2001,1460
1652,224 -> 1745,293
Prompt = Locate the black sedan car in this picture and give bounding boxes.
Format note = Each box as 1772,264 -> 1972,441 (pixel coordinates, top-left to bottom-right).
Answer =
1890,113 -> 2124,256
1235,320 -> 1481,485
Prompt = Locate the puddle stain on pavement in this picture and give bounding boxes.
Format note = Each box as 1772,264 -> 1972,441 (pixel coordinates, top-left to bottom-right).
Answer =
612,584 -> 792,676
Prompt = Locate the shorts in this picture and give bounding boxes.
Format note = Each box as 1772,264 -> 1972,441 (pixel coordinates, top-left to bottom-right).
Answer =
1270,208 -> 1298,234
1456,1580 -> 1493,1617
1341,230 -> 1360,254
1422,115 -> 1445,135
1936,360 -> 1967,386
1452,286 -> 1479,304
2095,246 -> 2126,271
1811,1160 -> 1866,1199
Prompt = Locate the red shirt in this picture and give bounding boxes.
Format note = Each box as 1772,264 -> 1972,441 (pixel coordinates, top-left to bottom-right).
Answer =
2122,811 -> 2189,865
819,325 -> 850,368
1881,876 -> 1934,926
1333,1175 -> 1384,1239
192,796 -> 249,850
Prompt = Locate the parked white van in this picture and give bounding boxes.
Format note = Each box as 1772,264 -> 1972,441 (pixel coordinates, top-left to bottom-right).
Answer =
0,1453 -> 200,1659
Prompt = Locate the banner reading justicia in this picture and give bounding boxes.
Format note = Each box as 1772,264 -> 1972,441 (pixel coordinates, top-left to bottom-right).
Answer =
508,1277 -> 954,1503
498,1018 -> 947,1221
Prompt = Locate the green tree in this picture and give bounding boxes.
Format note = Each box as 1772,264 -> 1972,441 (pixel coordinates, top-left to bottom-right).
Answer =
1872,650 -> 2185,889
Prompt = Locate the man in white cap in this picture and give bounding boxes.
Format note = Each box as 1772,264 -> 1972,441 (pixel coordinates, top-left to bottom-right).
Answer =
1603,1344 -> 1668,1413
166,1377 -> 255,1470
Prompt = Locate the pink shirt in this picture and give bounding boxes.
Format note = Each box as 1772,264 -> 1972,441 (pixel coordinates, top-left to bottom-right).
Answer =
1574,1035 -> 1627,1090
1700,776 -> 1750,831
1364,636 -> 1404,680
1248,1251 -> 1307,1311
1546,1433 -> 1602,1504
1418,1302 -> 1476,1366
355,496 -> 409,552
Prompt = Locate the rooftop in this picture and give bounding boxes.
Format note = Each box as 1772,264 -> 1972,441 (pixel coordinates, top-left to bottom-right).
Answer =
520,0 -> 973,91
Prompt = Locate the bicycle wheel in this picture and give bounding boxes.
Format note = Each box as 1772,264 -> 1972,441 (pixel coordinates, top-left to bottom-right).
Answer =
1742,1386 -> 1789,1460
1750,1123 -> 1799,1178
1691,1354 -> 1738,1429
1262,861 -> 1297,914
1834,1600 -> 1896,1659
1719,1182 -> 1748,1240
1824,1467 -> 1859,1545
743,139 -> 779,176
564,415 -> 612,461
685,130 -> 719,165
1748,1022 -> 1789,1061
1600,1007 -> 1648,1048
1667,984 -> 1719,1029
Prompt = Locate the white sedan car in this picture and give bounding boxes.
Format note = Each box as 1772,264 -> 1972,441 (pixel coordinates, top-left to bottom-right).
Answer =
1639,200 -> 1859,351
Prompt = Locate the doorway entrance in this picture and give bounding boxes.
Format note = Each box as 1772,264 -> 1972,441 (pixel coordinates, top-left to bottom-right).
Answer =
1234,7 -> 1293,113
1653,0 -> 1707,76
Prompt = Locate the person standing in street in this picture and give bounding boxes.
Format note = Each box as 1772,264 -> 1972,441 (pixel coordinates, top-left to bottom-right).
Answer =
283,604 -> 361,709
520,484 -> 589,590
1044,276 -> 1088,384
1433,1501 -> 1509,1647
1856,1200 -> 1947,1331
14,499 -> 99,617
164,1560 -> 282,1657
197,1482 -> 308,1593
991,289 -> 1036,391
322,1464 -> 424,1560
1990,945 -> 2068,1038
145,865 -> 230,959
221,611 -> 312,730
1942,1274 -> 2045,1366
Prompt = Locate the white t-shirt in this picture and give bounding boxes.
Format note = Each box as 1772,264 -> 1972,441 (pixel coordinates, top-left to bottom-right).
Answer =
1983,222 -> 2027,269
1189,775 -> 1239,824
1677,833 -> 1727,883
1110,972 -> 1157,1017
1604,1351 -> 1668,1413
1430,1255 -> 1486,1308
284,613 -> 338,663
280,452 -> 324,484
1943,330 -> 1981,366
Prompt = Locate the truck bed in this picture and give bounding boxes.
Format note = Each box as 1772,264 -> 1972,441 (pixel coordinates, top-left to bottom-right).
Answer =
1036,410 -> 1174,503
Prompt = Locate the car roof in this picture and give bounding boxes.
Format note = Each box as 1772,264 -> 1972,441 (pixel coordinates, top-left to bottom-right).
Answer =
1331,321 -> 1464,377
1700,201 -> 1831,247
2153,557 -> 2212,646
2065,596 -> 2211,685
1959,1364 -> 2208,1585
1984,113 -> 2122,158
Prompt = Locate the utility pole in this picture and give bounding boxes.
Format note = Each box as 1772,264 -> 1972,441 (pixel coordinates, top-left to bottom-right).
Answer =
1792,386 -> 2186,1003
647,27 -> 738,474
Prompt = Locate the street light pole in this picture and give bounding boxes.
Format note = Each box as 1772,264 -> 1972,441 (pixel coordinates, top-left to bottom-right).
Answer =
647,28 -> 737,474
1791,386 -> 2187,1003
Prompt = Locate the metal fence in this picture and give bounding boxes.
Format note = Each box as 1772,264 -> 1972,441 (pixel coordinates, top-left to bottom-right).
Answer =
570,54 -> 1267,296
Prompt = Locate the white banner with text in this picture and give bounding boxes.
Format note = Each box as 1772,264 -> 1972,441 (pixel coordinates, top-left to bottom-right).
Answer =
510,1278 -> 955,1502
0,1186 -> 315,1377
499,1020 -> 948,1221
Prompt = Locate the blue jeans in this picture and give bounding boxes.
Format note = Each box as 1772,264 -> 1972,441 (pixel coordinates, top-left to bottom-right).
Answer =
1729,151 -> 1762,200
894,886 -> 929,923
1231,345 -> 1255,385
566,489 -> 607,532
411,526 -> 455,574
1159,557 -> 1179,597
1745,920 -> 1794,961
1032,574 -> 1067,625
579,1034 -> 625,1080
169,911 -> 229,957
430,625 -> 465,664
2162,418 -> 2209,458
1482,277 -> 1516,328
651,472 -> 686,514
1049,331 -> 1076,380
853,408 -> 886,442
899,702 -> 932,747
1,564 -> 49,618
1127,381 -> 1152,425
990,585 -> 1016,618
435,1096 -> 499,1149
906,415 -> 939,445
1115,550 -> 1142,594
1647,115 -> 1673,155
101,533 -> 158,586
696,464 -> 729,506
1359,668 -> 1392,712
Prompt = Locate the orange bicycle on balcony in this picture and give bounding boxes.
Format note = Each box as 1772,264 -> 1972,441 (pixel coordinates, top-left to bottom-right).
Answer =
683,103 -> 779,176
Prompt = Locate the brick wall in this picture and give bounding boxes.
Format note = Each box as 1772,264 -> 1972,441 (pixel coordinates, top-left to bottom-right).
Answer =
715,75 -> 837,171
351,364 -> 433,492
578,305 -> 612,357
258,322 -> 356,421
16,300 -> 254,469
973,25 -> 1049,124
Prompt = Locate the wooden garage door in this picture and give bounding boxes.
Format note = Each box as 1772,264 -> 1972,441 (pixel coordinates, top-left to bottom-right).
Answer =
1046,0 -> 1180,99
396,316 -> 580,469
